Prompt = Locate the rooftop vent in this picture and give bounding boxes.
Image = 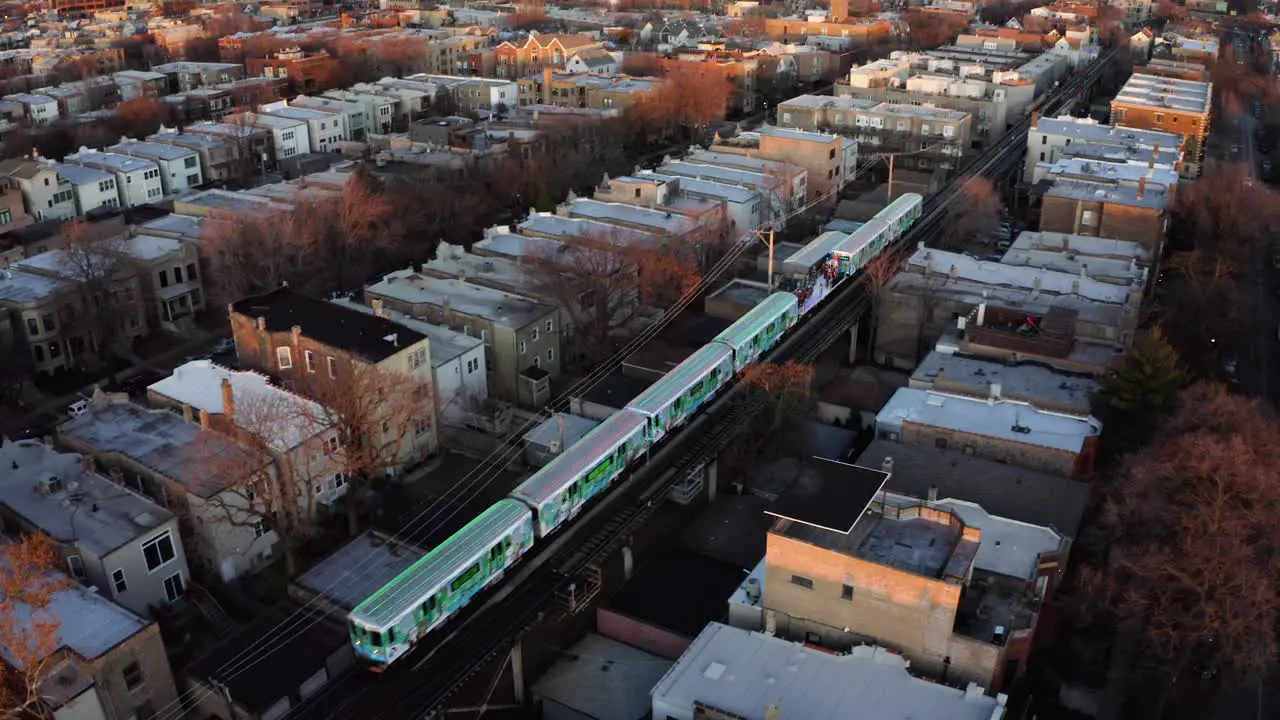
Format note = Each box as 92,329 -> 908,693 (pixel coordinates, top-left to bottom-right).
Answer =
704,662 -> 727,680
132,512 -> 156,527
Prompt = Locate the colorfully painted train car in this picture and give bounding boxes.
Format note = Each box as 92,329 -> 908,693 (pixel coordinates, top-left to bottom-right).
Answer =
625,343 -> 734,445
880,194 -> 924,240
510,409 -> 649,538
712,292 -> 800,372
348,499 -> 535,669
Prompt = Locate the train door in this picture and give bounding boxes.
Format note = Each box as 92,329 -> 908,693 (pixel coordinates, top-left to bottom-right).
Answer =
416,594 -> 439,636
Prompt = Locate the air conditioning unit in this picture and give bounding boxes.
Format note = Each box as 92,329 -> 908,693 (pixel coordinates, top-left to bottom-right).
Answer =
548,440 -> 562,454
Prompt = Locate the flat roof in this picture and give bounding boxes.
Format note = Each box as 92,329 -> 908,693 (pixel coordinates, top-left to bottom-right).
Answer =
66,151 -> 156,174
533,633 -> 673,720
907,246 -> 1136,305
651,623 -> 1006,720
0,439 -> 173,558
918,495 -> 1062,580
866,101 -> 970,122
876,388 -> 1100,454
110,140 -> 199,162
523,412 -> 599,450
660,160 -> 777,194
366,270 -> 553,329
765,457 -> 888,534
261,106 -> 333,122
518,213 -> 662,247
608,549 -> 753,637
58,398 -> 258,499
891,271 -> 1126,329
123,233 -> 184,262
1008,230 -> 1149,262
564,197 -> 698,235
912,350 -> 1099,411
293,530 -> 426,612
52,162 -> 112,185
137,213 -> 206,239
858,438 -> 1089,538
1044,177 -> 1171,210
0,566 -> 149,667
1032,115 -> 1184,148
329,298 -> 482,366
231,286 -> 427,364
1113,71 -> 1211,114
148,360 -> 330,452
778,94 -> 881,110
0,267 -> 71,304
637,170 -> 758,204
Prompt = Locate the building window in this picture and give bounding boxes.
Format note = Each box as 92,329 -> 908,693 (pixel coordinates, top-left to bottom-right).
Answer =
545,319 -> 553,333
66,555 -> 85,579
841,583 -> 854,600
546,348 -> 554,362
532,327 -> 539,341
186,263 -> 198,281
935,437 -> 947,449
519,340 -> 527,354
1081,210 -> 1095,226
122,662 -> 144,692
276,346 -> 293,369
142,531 -> 176,573
163,571 -> 185,602
26,318 -> 38,337
790,574 -> 814,590
466,357 -> 479,374
481,329 -> 490,346
0,208 -> 10,225
532,355 -> 541,369
173,266 -> 183,283
414,418 -> 429,436
305,350 -> 315,373
253,519 -> 267,538
327,356 -> 337,378
158,269 -> 169,288
112,568 -> 127,594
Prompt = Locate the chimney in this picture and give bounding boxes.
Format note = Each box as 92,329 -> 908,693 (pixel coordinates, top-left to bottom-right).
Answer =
880,456 -> 894,475
976,301 -> 987,327
182,404 -> 193,423
1080,263 -> 1088,278
256,316 -> 266,332
291,325 -> 302,344
199,409 -> 211,429
927,484 -> 938,502
221,377 -> 234,417
1031,111 -> 1040,126
990,382 -> 1002,401
1137,175 -> 1147,200
82,455 -> 95,473
372,298 -> 387,318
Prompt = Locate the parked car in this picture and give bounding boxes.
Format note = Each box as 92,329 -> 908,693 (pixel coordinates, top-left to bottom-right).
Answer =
66,398 -> 90,418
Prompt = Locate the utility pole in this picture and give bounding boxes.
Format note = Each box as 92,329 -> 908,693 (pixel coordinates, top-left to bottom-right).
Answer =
886,152 -> 895,201
758,227 -> 776,290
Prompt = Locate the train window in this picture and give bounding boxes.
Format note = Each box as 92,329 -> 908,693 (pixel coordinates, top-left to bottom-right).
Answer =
711,369 -> 720,381
451,563 -> 482,592
370,630 -> 383,647
490,543 -> 504,562
423,596 -> 436,614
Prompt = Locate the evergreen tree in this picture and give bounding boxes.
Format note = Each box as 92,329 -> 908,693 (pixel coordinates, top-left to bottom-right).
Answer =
1091,327 -> 1186,463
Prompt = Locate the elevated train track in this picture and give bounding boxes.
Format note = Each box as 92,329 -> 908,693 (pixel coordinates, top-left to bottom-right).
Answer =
294,47 -> 1117,720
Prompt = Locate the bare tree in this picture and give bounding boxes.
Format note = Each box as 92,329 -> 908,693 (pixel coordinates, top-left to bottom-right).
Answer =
725,361 -> 816,481
941,177 -> 1002,249
0,533 -> 72,720
59,222 -> 139,368
862,253 -> 899,364
526,237 -> 640,368
297,364 -> 434,536
193,386 -> 341,576
1079,383 -> 1280,719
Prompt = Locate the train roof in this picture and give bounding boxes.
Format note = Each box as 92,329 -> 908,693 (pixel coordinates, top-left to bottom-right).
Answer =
350,498 -> 531,628
510,410 -> 647,507
626,343 -> 733,417
834,218 -> 889,257
712,293 -> 797,350
781,231 -> 850,272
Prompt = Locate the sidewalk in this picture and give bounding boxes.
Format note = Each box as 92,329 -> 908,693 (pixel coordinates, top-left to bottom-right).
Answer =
0,326 -> 228,435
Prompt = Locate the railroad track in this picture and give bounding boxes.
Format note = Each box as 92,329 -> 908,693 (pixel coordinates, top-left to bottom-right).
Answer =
293,47 -> 1120,720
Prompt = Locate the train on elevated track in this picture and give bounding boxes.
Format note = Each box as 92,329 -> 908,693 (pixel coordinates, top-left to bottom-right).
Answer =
347,193 -> 925,669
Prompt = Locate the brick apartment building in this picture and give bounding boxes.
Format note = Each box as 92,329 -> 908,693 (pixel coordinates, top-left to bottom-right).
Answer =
1110,72 -> 1212,177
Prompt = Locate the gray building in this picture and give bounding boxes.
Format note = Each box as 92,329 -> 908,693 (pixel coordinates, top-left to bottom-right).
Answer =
0,437 -> 190,616
366,270 -> 561,408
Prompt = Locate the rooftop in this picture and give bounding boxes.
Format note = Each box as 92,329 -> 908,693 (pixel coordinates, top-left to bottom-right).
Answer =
533,633 -> 673,720
330,298 -> 482,366
186,603 -> 346,714
765,457 -> 889,536
1032,115 -> 1183,149
50,161 -> 113,186
136,213 -> 206,240
0,267 -> 71,304
109,139 -> 199,162
0,563 -> 148,668
0,439 -> 174,558
857,438 -> 1089,538
876,387 -> 1101,454
518,213 -> 662,247
778,94 -> 881,110
65,150 -> 156,174
292,530 -> 425,611
906,494 -> 1063,580
912,350 -> 1100,412
659,160 -> 780,195
563,197 -> 698,235
651,623 -> 1006,720
425,242 -> 541,295
523,412 -> 599,451
148,361 -> 330,452
123,233 -> 184,262
1007,230 -> 1150,264
367,270 -> 553,329
865,101 -> 971,122
1112,71 -> 1211,114
58,397 -> 257,499
906,246 -> 1139,305
231,287 -> 428,364
261,105 -> 334,122
634,170 -> 758,204
1044,177 -> 1171,210
473,230 -> 566,260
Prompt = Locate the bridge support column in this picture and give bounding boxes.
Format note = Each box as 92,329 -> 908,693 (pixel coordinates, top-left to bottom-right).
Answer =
848,321 -> 860,364
623,545 -> 634,581
511,640 -> 525,704
706,458 -> 719,502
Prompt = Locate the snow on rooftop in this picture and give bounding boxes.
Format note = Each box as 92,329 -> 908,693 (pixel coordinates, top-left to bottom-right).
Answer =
0,267 -> 71,304
652,622 -> 1005,720
473,231 -> 566,259
876,388 -> 1100,454
1008,231 -> 1149,262
148,361 -> 330,452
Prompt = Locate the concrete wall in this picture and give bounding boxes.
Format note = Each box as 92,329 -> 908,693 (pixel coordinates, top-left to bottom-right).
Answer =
1038,195 -> 1166,253
595,608 -> 691,661
897,419 -> 1080,477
